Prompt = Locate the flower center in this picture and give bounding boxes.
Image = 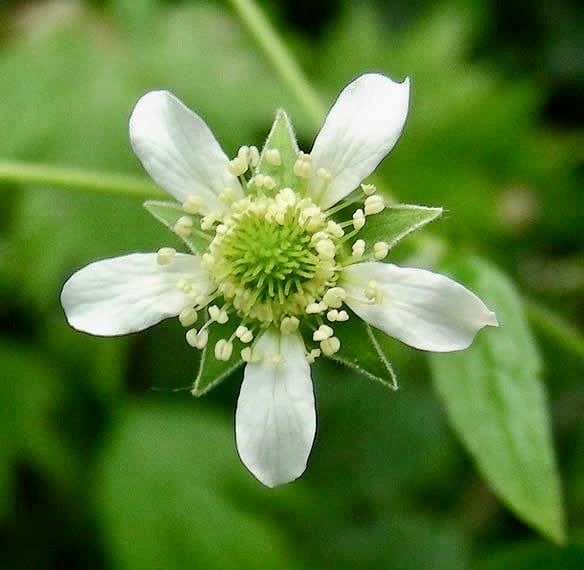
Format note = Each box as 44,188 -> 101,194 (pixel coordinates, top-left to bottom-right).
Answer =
204,191 -> 340,324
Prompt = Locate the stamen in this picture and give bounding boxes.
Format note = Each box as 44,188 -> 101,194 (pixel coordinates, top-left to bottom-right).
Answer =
174,216 -> 194,237
352,209 -> 365,230
336,310 -> 349,322
313,324 -> 334,341
306,348 -> 321,363
208,305 -> 229,324
183,196 -> 202,214
320,336 -> 341,356
179,307 -> 198,327
323,287 -> 346,308
293,152 -> 312,178
352,239 -> 365,259
219,187 -> 236,204
265,148 -> 281,166
214,339 -> 233,361
249,146 -> 260,168
241,346 -> 263,362
156,247 -> 176,266
280,316 -> 300,334
373,241 -> 389,260
186,328 -> 208,349
364,195 -> 385,215
315,239 -> 336,260
361,183 -> 376,196
306,301 -> 327,314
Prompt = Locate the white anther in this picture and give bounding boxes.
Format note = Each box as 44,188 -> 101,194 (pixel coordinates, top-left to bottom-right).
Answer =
310,231 -> 329,245
182,195 -> 202,214
276,187 -> 296,206
364,195 -> 385,215
249,146 -> 260,167
365,280 -> 383,303
208,305 -> 228,324
317,168 -> 332,183
173,215 -> 194,237
179,307 -> 198,327
326,221 -> 344,238
315,238 -> 336,260
254,174 -> 265,187
293,153 -> 312,178
186,328 -> 208,349
326,309 -> 339,322
241,347 -> 263,363
228,155 -> 248,176
214,339 -> 233,361
306,348 -> 321,364
373,241 -> 390,260
200,214 -> 217,231
280,316 -> 299,334
237,145 -> 250,162
219,187 -> 236,203
265,148 -> 281,166
235,325 -> 253,343
361,183 -> 376,196
262,175 -> 276,190
306,301 -> 327,314
313,324 -> 334,342
156,247 -> 176,266
352,239 -> 365,258
336,310 -> 349,322
201,253 -> 215,269
320,336 -> 341,356
353,209 -> 365,230
323,287 -> 346,309
176,278 -> 192,293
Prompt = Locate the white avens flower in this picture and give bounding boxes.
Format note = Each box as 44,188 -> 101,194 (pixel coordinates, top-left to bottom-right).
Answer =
61,73 -> 498,488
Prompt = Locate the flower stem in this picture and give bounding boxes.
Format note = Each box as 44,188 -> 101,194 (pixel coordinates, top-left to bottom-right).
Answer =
227,0 -> 326,128
0,160 -> 164,198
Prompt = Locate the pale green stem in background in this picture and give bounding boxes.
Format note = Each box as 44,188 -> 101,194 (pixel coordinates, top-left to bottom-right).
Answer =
227,0 -> 326,129
525,299 -> 584,362
0,160 -> 164,198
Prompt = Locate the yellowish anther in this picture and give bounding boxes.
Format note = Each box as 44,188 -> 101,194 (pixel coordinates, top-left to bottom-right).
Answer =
241,346 -> 263,362
201,253 -> 215,269
219,187 -> 236,204
352,239 -> 365,258
364,195 -> 385,215
263,175 -> 276,190
306,301 -> 327,315
176,278 -> 192,293
327,220 -> 344,238
174,215 -> 194,237
186,328 -> 208,349
317,167 -> 332,183
320,336 -> 341,356
352,209 -> 365,230
336,310 -> 349,322
323,286 -> 346,309
276,187 -> 296,206
306,348 -> 321,363
373,241 -> 390,260
179,307 -> 198,327
315,238 -> 336,260
361,183 -> 376,196
157,247 -> 176,266
228,154 -> 248,177
280,316 -> 300,334
208,305 -> 228,324
313,324 -> 334,342
200,214 -> 217,231
249,146 -> 260,168
214,339 -> 233,361
365,280 -> 383,304
265,148 -> 281,166
183,195 -> 202,214
254,174 -> 265,187
293,152 -> 312,178
326,309 -> 339,322
235,325 -> 253,343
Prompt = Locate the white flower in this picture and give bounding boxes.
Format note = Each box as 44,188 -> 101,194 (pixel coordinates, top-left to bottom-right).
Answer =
61,73 -> 498,488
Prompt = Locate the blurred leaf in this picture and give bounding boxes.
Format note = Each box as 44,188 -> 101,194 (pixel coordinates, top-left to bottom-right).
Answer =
357,204 -> 443,256
95,403 -> 300,570
476,541 -> 584,570
257,109 -> 299,189
143,200 -> 209,254
192,319 -> 244,396
325,315 -> 397,390
429,256 -> 564,542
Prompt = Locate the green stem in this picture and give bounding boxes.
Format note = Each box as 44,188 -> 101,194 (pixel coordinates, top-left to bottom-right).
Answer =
0,160 -> 164,198
526,298 -> 584,363
227,0 -> 326,128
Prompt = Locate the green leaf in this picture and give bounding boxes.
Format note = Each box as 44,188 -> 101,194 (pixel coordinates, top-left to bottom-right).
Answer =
95,403 -> 301,570
257,109 -> 299,190
192,319 -> 244,396
321,313 -> 398,390
429,256 -> 565,543
358,204 -> 443,256
143,200 -> 211,254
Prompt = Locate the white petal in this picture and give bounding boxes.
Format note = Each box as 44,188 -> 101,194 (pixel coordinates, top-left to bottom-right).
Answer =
236,330 -> 316,487
309,73 -> 410,209
61,253 -> 214,336
129,90 -> 242,213
342,262 -> 498,352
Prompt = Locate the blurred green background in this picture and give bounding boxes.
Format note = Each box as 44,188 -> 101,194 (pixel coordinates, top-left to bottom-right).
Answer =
0,0 -> 582,568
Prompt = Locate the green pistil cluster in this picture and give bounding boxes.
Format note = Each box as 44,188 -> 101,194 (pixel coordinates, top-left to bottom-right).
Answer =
203,191 -> 340,324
